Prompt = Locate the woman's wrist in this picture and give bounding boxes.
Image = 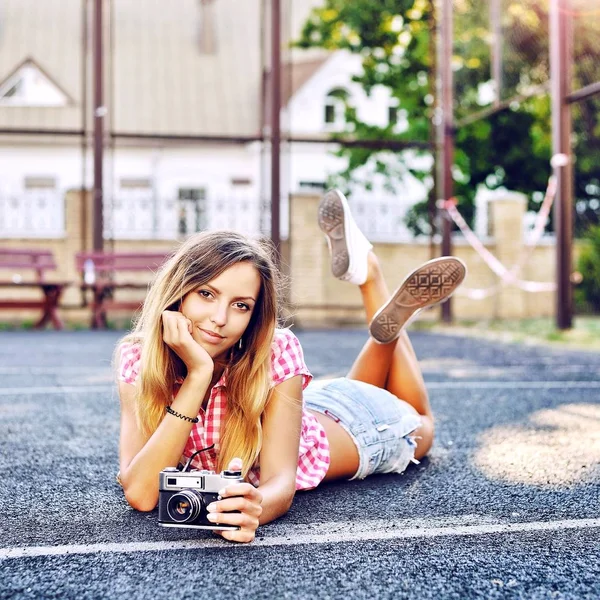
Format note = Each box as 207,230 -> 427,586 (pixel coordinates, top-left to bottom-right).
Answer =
185,367 -> 213,385
169,369 -> 212,417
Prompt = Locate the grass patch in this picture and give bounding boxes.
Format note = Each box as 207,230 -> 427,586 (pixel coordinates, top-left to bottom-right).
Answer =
414,316 -> 600,351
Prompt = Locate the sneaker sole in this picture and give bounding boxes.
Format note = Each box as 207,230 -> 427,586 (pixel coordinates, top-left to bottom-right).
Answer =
318,190 -> 350,279
369,257 -> 467,344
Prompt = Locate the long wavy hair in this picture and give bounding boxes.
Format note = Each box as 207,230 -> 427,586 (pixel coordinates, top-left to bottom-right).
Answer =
117,230 -> 280,478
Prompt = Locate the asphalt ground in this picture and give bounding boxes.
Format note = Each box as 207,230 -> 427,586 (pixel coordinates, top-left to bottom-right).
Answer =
0,329 -> 599,599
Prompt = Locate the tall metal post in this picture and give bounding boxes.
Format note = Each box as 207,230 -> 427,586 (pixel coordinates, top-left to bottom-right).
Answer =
81,0 -> 89,250
93,0 -> 104,251
270,0 -> 281,259
490,0 -> 503,106
427,1 -> 438,260
550,0 -> 573,329
438,0 -> 454,322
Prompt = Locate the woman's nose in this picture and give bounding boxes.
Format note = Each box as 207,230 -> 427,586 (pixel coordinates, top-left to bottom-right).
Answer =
210,303 -> 227,326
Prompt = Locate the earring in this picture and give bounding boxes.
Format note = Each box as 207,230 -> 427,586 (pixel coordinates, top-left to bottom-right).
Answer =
238,338 -> 243,350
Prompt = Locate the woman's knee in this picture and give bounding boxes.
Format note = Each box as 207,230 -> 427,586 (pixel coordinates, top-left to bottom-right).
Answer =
414,416 -> 434,460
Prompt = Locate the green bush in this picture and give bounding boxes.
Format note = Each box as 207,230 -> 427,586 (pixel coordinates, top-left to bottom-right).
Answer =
575,225 -> 600,313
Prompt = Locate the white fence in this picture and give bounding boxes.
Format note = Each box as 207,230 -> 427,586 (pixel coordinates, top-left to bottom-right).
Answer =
0,190 -> 422,242
348,196 -> 415,243
104,192 -> 270,240
0,190 -> 65,238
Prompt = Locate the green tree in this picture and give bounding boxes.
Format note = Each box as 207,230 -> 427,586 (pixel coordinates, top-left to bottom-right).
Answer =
575,225 -> 600,311
295,0 -> 600,238
296,0 -> 434,202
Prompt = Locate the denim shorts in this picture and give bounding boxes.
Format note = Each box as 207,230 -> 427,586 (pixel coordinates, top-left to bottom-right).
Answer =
303,377 -> 422,480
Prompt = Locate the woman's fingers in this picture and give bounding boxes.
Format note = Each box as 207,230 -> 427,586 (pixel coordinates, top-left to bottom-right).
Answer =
227,457 -> 243,472
218,482 -> 263,504
215,527 -> 256,544
161,310 -> 214,375
162,310 -> 193,345
207,495 -> 262,519
161,310 -> 181,342
207,509 -> 259,529
176,315 -> 192,339
207,482 -> 262,543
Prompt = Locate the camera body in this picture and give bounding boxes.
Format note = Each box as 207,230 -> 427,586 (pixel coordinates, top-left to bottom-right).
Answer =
158,466 -> 244,530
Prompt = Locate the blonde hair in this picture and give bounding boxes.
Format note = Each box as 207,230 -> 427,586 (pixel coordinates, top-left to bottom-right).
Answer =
118,230 -> 280,478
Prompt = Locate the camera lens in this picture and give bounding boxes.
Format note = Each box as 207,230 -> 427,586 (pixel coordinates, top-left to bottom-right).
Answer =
166,489 -> 203,523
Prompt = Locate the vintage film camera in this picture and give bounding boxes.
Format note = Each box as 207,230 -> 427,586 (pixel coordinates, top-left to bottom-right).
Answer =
158,465 -> 244,530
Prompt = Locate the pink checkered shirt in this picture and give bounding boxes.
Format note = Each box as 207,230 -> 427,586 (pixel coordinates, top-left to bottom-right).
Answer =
118,329 -> 330,490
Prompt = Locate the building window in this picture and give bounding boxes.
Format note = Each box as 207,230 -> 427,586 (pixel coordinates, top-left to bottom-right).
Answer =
324,103 -> 336,124
119,178 -> 151,189
324,88 -> 352,128
178,188 -> 207,235
24,177 -> 57,190
299,181 -> 326,190
231,177 -> 252,187
388,106 -> 398,126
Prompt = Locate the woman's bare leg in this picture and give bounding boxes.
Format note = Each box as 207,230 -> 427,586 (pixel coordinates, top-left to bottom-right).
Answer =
315,189 -> 445,477
315,253 -> 435,480
347,252 -> 434,459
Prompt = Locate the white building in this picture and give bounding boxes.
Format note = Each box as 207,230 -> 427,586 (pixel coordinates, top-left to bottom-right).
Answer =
0,0 -> 428,243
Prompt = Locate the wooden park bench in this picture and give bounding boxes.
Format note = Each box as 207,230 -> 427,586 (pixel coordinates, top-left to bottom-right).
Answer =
75,251 -> 171,329
0,248 -> 70,329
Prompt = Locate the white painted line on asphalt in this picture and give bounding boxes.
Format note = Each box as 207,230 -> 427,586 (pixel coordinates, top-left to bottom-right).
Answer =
2,517 -> 599,560
1,380 -> 600,396
426,381 -> 600,389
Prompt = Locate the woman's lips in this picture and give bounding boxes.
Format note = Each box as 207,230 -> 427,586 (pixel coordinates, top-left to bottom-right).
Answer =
198,328 -> 225,344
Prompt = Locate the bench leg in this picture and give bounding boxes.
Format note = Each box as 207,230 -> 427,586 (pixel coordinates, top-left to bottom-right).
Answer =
35,285 -> 65,330
90,288 -> 109,329
91,308 -> 108,329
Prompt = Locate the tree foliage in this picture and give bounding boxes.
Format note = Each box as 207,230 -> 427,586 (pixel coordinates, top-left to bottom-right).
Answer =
575,225 -> 600,312
295,0 -> 600,237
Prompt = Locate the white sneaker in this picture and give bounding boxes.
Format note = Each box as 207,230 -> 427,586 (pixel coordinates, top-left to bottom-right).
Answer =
318,189 -> 373,285
369,257 -> 467,344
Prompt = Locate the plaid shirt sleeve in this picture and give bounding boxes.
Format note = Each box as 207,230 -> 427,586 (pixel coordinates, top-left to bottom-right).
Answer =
117,342 -> 142,385
270,328 -> 313,389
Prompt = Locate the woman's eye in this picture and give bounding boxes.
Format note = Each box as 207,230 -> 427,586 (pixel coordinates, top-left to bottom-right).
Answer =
198,290 -> 212,298
235,302 -> 250,311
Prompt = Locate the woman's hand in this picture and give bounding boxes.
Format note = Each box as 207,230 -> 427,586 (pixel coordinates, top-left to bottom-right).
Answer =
161,310 -> 213,376
208,458 -> 263,543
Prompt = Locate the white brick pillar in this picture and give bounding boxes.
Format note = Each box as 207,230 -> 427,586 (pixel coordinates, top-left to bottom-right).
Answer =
488,190 -> 527,319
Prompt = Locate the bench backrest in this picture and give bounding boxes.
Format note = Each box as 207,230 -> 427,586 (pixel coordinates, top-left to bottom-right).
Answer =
75,251 -> 171,278
0,249 -> 57,280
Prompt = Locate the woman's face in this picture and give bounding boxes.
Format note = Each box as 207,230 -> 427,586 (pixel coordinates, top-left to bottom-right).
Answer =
179,261 -> 262,359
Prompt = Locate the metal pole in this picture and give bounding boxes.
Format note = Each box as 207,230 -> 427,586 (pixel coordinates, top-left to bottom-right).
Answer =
92,0 -> 104,251
490,0 -> 503,106
81,0 -> 89,250
108,0 -> 115,251
550,0 -> 573,329
439,0 -> 454,322
428,1 -> 438,260
270,0 -> 281,260
259,0 -> 268,235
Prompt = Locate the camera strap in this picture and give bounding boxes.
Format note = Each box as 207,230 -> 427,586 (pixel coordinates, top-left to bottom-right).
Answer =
181,444 -> 216,472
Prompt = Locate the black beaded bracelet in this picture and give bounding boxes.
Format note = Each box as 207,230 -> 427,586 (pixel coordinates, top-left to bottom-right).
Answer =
165,405 -> 199,423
